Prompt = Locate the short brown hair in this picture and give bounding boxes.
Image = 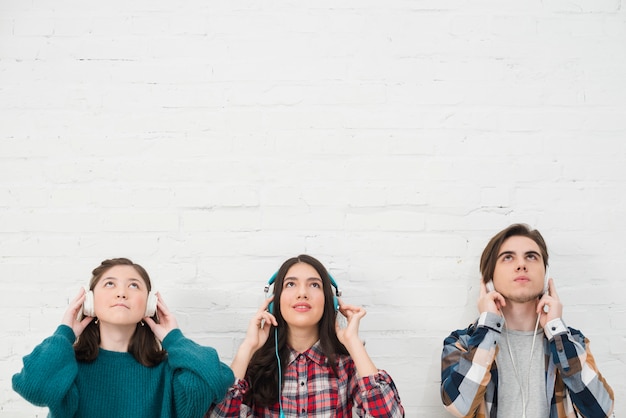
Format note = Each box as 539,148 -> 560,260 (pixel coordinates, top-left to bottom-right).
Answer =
479,224 -> 548,283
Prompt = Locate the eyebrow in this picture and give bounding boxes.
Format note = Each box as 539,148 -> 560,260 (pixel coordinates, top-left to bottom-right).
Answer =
497,250 -> 542,259
284,276 -> 323,283
101,276 -> 143,283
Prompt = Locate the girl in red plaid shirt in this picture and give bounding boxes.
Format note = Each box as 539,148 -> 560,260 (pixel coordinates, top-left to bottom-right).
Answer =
207,254 -> 404,417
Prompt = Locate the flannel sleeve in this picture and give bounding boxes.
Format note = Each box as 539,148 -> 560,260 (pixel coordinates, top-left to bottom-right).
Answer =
205,378 -> 252,418
546,320 -> 614,418
440,312 -> 503,418
352,370 -> 405,418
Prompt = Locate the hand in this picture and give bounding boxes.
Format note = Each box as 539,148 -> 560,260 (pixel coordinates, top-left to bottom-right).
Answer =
478,281 -> 506,314
336,300 -> 366,349
144,292 -> 178,342
230,297 -> 278,379
240,297 -> 278,354
537,278 -> 563,328
62,288 -> 93,338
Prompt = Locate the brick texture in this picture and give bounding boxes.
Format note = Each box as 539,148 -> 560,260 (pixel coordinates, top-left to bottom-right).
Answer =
1,2 -> 625,416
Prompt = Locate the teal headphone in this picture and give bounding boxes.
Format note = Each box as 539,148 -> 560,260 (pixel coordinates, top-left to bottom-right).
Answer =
264,270 -> 341,314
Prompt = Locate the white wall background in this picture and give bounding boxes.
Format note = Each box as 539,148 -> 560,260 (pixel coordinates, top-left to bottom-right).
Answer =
1,1 -> 625,416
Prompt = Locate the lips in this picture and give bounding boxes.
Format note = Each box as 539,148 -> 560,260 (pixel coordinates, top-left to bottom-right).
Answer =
293,303 -> 311,311
112,303 -> 130,309
514,276 -> 530,283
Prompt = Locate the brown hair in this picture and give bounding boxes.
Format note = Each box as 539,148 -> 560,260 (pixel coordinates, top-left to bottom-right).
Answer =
244,254 -> 348,407
479,223 -> 549,283
73,258 -> 166,367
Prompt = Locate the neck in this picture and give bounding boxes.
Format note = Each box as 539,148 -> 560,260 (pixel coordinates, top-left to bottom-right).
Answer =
98,322 -> 137,352
287,326 -> 319,352
500,300 -> 540,331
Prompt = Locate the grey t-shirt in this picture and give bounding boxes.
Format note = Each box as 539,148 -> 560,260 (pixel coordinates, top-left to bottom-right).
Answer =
496,327 -> 549,418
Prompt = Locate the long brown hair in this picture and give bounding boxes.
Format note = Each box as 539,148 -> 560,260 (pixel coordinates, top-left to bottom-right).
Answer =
73,258 -> 166,367
244,254 -> 348,407
479,223 -> 549,283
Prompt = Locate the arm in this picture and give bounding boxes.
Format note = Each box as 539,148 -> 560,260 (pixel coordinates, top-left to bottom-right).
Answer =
149,294 -> 235,418
440,312 -> 502,418
545,321 -> 614,418
163,329 -> 235,418
539,279 -> 614,417
337,303 -> 404,417
352,370 -> 405,418
12,325 -> 80,416
206,298 -> 278,417
12,288 -> 92,416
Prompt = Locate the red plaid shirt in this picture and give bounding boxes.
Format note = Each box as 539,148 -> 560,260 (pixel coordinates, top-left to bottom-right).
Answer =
207,341 -> 404,417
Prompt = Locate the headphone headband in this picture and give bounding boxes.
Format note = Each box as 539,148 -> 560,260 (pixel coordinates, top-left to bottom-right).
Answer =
265,271 -> 341,297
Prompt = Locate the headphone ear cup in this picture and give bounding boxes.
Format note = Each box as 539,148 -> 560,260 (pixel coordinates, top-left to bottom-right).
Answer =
145,291 -> 157,317
333,296 -> 339,312
82,289 -> 96,317
267,301 -> 274,315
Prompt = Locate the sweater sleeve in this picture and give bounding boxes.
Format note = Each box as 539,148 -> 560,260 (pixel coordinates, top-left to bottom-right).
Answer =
161,329 -> 235,418
352,370 -> 405,418
546,321 -> 614,418
12,325 -> 80,417
440,312 -> 503,418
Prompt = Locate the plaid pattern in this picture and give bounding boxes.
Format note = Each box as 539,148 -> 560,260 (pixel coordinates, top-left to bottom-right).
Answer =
208,341 -> 404,417
440,312 -> 614,418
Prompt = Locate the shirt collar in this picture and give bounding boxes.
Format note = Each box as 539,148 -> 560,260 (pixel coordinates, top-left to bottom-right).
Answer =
286,340 -> 327,366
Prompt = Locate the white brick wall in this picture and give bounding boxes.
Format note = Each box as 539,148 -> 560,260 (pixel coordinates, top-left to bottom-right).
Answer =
1,1 -> 625,416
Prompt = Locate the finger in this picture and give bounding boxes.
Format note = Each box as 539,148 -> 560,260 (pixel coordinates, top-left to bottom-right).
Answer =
340,303 -> 359,311
81,316 -> 94,328
547,278 -> 558,298
155,300 -> 170,317
479,281 -> 487,296
493,293 -> 506,310
155,292 -> 170,312
71,288 -> 86,306
258,311 -> 277,328
536,299 -> 549,314
260,295 -> 274,312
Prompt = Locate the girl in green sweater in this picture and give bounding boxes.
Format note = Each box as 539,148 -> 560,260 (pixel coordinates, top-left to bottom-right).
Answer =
13,257 -> 234,418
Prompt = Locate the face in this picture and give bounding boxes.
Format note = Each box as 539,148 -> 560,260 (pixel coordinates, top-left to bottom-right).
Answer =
93,265 -> 149,325
492,235 -> 546,303
279,262 -> 325,333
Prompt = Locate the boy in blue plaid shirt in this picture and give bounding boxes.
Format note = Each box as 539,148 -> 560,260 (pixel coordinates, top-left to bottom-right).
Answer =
441,224 -> 614,418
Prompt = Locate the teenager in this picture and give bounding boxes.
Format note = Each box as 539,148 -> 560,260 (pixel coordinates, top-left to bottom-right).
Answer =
441,224 -> 614,418
13,257 -> 234,418
207,254 -> 404,417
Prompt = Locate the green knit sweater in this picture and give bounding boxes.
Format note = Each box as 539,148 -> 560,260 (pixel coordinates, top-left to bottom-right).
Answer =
12,325 -> 234,418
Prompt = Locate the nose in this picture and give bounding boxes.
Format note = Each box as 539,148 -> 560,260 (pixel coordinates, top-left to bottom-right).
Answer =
116,289 -> 127,299
296,285 -> 309,299
516,264 -> 527,272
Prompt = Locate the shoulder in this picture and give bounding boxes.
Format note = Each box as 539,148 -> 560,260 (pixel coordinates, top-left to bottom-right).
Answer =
444,320 -> 478,344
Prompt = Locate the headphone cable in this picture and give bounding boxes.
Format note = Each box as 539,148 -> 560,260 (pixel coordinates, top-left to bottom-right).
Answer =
274,328 -> 285,418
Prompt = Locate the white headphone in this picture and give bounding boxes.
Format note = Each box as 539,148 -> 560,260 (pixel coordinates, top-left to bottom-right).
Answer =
80,287 -> 158,318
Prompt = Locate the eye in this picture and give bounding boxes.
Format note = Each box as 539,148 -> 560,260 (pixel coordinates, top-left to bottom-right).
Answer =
311,282 -> 321,288
527,254 -> 538,260
129,282 -> 140,289
502,254 -> 513,261
103,281 -> 115,288
284,281 -> 295,288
